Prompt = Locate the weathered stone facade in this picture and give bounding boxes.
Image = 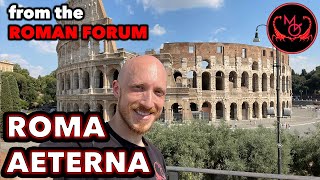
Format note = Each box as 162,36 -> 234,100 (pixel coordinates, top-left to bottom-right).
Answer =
0,60 -> 14,72
56,0 -> 292,124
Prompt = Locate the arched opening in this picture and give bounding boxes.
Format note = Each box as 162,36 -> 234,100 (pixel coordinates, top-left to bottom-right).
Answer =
73,73 -> 79,89
74,104 -> 79,112
242,102 -> 249,120
201,60 -> 210,69
201,102 -> 211,120
270,74 -> 274,89
282,76 -> 285,92
82,71 -> 90,89
216,71 -> 224,90
262,73 -> 267,91
172,103 -> 182,122
262,102 -> 267,118
174,71 -> 182,87
282,101 -> 285,115
99,40 -> 104,54
270,101 -> 274,108
83,103 -> 90,114
241,72 -> 249,88
96,103 -> 103,116
252,73 -> 259,92
187,71 -> 197,88
202,72 -> 210,90
109,69 -> 119,88
230,103 -> 237,120
190,102 -> 198,119
94,69 -> 103,88
252,61 -> 258,70
252,102 -> 259,118
216,102 -> 224,120
229,71 -> 237,89
60,75 -> 65,91
66,74 -> 71,90
286,76 -> 289,93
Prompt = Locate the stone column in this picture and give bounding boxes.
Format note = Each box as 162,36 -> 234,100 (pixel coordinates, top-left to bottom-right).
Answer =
225,103 -> 230,121
103,65 -> 108,93
248,74 -> 252,92
237,102 -> 242,121
78,68 -> 82,90
89,66 -> 94,94
103,100 -> 108,121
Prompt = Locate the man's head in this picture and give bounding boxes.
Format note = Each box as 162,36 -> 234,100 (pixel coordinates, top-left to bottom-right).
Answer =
112,55 -> 167,135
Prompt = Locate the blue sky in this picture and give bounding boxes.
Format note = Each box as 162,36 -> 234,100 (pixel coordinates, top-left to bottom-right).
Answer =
0,0 -> 319,77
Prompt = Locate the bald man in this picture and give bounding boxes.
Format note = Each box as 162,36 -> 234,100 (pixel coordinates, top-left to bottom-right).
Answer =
40,55 -> 168,180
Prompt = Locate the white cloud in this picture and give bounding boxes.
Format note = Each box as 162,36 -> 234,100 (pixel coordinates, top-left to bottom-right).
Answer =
150,24 -> 166,36
290,55 -> 317,73
127,5 -> 134,15
137,0 -> 224,13
0,0 -> 5,7
29,41 -> 58,54
0,54 -> 45,78
214,27 -> 226,35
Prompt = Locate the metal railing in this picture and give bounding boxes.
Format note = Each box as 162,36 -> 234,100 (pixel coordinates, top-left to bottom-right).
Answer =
167,166 -> 320,180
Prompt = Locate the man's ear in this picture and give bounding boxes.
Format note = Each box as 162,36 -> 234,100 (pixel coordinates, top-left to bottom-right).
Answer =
113,80 -> 120,98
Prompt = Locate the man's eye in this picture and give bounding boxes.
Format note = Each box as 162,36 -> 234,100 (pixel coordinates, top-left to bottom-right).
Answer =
155,90 -> 164,97
133,86 -> 143,90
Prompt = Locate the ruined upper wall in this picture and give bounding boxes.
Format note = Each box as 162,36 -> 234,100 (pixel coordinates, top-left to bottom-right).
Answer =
160,42 -> 289,69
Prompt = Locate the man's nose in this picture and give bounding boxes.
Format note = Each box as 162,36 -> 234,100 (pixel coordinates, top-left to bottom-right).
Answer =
140,91 -> 154,109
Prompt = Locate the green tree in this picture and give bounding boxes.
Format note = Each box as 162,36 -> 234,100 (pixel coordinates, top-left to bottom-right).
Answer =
7,75 -> 21,111
1,75 -> 13,112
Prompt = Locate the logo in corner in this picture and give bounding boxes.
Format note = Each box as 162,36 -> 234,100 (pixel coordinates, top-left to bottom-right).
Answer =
267,3 -> 317,54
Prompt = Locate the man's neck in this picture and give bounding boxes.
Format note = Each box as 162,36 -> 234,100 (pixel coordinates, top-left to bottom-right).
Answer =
109,114 -> 145,147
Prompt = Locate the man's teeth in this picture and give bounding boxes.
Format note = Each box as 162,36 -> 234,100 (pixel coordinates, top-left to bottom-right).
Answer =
136,110 -> 151,116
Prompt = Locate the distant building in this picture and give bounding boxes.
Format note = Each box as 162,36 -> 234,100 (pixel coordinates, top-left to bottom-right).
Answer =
0,60 -> 14,72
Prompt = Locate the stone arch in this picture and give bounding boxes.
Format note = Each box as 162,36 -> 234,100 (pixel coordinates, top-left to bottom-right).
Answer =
73,72 -> 79,89
171,103 -> 182,122
109,69 -> 119,88
83,103 -> 90,114
270,73 -> 274,89
66,74 -> 71,90
96,103 -> 103,115
270,101 -> 274,108
190,102 -> 198,111
201,59 -> 210,69
201,102 -> 212,120
262,73 -> 267,91
61,74 -> 65,91
174,71 -> 182,87
82,71 -> 90,89
262,102 -> 267,118
229,71 -> 237,89
252,102 -> 259,118
282,76 -> 286,92
286,101 -> 289,108
74,103 -> 79,112
187,71 -> 197,88
202,72 -> 211,90
242,102 -> 249,120
252,61 -> 259,70
94,69 -> 104,88
216,71 -> 224,90
282,101 -> 286,114
241,71 -> 249,88
286,76 -> 289,93
230,103 -> 237,120
282,66 -> 285,74
252,73 -> 259,92
216,101 -> 224,120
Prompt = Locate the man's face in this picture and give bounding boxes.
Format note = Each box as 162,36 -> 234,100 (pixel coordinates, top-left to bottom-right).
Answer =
116,62 -> 166,135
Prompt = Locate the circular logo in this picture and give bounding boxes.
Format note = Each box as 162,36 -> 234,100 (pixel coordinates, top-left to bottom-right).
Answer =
267,3 -> 317,54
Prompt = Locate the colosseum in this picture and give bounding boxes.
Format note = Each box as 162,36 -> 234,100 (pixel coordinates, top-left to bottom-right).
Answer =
56,0 -> 292,124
